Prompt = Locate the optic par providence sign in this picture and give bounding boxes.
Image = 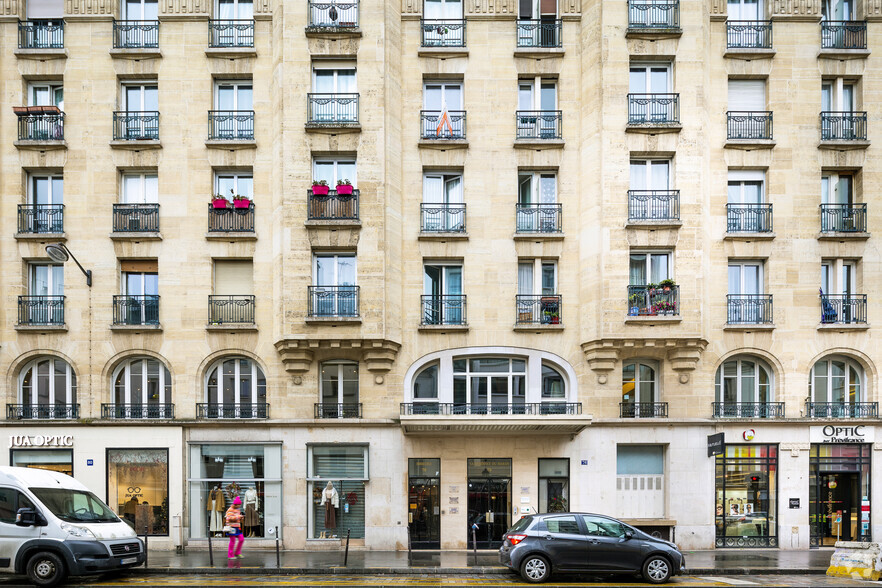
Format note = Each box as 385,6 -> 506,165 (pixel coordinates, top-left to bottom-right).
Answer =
810,425 -> 874,444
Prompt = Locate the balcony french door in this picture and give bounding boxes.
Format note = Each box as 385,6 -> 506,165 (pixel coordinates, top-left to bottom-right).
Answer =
728,0 -> 761,19
517,173 -> 556,232
621,362 -> 657,417
727,172 -> 765,232
313,67 -> 357,122
518,79 -> 557,138
424,265 -> 463,325
728,262 -> 763,323
29,264 -> 64,324
123,84 -> 158,139
629,64 -> 671,122
29,175 -> 63,233
320,361 -> 358,418
423,83 -> 462,138
423,174 -> 463,231
314,254 -> 357,316
214,83 -> 253,139
121,0 -> 158,46
216,0 -> 253,45
630,160 -> 671,219
113,358 -> 170,415
123,271 -> 159,324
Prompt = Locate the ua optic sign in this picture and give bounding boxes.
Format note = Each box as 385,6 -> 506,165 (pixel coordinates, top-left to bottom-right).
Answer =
810,425 -> 874,444
9,435 -> 73,448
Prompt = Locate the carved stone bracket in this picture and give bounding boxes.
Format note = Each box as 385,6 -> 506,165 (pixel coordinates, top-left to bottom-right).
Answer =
275,337 -> 400,384
582,337 -> 708,384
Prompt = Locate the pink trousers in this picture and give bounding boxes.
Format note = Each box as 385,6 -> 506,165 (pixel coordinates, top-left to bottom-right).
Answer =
228,531 -> 244,557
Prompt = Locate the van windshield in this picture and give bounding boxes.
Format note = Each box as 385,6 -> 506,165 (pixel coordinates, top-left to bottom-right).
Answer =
30,488 -> 120,523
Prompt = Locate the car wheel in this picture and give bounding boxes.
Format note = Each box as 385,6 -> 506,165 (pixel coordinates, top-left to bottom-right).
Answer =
26,551 -> 67,588
520,554 -> 551,583
642,555 -> 671,584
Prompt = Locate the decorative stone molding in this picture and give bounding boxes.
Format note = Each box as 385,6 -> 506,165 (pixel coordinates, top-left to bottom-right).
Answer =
0,0 -> 20,18
275,338 -> 400,382
66,0 -> 114,16
867,0 -> 882,20
771,0 -> 821,20
709,0 -> 727,20
158,0 -> 209,16
402,0 -> 578,17
582,337 -> 708,383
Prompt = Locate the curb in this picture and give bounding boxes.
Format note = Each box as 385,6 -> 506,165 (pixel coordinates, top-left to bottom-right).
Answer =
134,566 -> 831,576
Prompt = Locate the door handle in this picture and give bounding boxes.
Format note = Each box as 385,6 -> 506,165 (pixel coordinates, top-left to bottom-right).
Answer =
588,539 -> 599,544
544,535 -> 554,540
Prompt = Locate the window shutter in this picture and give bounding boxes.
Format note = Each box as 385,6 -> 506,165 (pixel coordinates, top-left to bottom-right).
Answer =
120,260 -> 158,273
540,0 -> 556,15
519,0 -> 532,18
214,261 -> 254,295
728,80 -> 766,111
28,0 -> 63,18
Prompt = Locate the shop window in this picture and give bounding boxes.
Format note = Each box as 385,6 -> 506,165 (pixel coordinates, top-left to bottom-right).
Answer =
107,449 -> 169,536
810,443 -> 871,545
811,357 -> 864,405
715,444 -> 778,547
307,445 -> 368,539
188,444 -> 282,539
11,449 -> 73,476
538,458 -> 569,513
19,357 -> 77,418
616,445 -> 665,519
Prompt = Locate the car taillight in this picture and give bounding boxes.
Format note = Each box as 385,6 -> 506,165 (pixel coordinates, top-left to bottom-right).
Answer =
507,534 -> 527,545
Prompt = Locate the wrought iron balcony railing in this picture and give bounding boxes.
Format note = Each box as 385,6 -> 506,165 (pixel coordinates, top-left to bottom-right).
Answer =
726,20 -> 772,48
113,203 -> 159,232
7,404 -> 79,420
727,294 -> 773,324
208,203 -> 255,232
712,402 -> 785,418
420,110 -> 466,139
101,403 -> 174,419
308,285 -> 359,317
307,93 -> 359,125
806,402 -> 878,418
314,403 -> 362,418
727,203 -> 773,233
820,203 -> 867,233
620,402 -> 669,418
18,295 -> 64,326
208,110 -> 254,140
208,19 -> 254,47
628,190 -> 680,222
421,19 -> 466,46
516,111 -> 562,140
420,203 -> 466,233
628,285 -> 679,317
627,0 -> 679,29
17,112 -> 64,141
401,402 -> 581,415
113,295 -> 159,326
821,20 -> 866,49
821,111 -> 867,141
421,295 -> 467,326
18,20 -> 64,49
515,295 -> 561,325
516,19 -> 561,47
727,111 -> 773,140
113,111 -> 159,141
307,189 -> 360,220
18,204 -> 64,234
196,403 -> 269,419
820,293 -> 867,324
307,0 -> 359,28
113,20 -> 159,48
515,203 -> 562,233
628,93 -> 679,125
209,295 -> 255,325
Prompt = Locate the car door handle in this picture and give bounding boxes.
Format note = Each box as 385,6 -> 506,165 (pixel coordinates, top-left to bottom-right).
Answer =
544,535 -> 554,540
588,539 -> 600,544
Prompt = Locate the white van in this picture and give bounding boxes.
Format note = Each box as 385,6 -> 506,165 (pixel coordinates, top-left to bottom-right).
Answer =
0,466 -> 145,587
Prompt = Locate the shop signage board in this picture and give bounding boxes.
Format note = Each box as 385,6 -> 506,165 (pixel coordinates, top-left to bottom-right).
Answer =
789,498 -> 800,509
707,433 -> 725,457
8,434 -> 73,448
810,425 -> 874,444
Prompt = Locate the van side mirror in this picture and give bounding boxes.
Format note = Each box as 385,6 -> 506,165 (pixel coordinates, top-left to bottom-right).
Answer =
624,530 -> 634,540
16,508 -> 37,527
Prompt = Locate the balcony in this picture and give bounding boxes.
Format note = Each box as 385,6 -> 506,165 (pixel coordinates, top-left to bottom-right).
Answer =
627,190 -> 680,223
112,20 -> 159,49
820,293 -> 867,325
112,295 -> 159,326
820,20 -> 867,50
620,402 -> 669,418
627,94 -> 680,128
208,19 -> 254,48
420,19 -> 466,47
399,402 -> 588,434
805,402 -> 878,418
515,295 -> 562,326
515,203 -> 562,234
307,285 -> 359,318
101,404 -> 174,419
15,108 -> 64,144
420,110 -> 466,141
726,294 -> 773,325
307,0 -> 359,29
18,20 -> 64,49
516,19 -> 561,48
7,404 -> 78,420
307,93 -> 360,130
820,111 -> 868,143
421,295 -> 467,327
712,402 -> 785,418
820,203 -> 867,234
208,110 -> 254,142
112,111 -> 159,142
726,21 -> 772,49
627,285 -> 679,317
209,295 -> 255,325
515,111 -> 562,141
17,204 -> 64,235
208,203 -> 255,233
196,403 -> 269,419
18,295 -> 64,327
307,189 -> 360,221
727,111 -> 773,142
314,403 -> 362,418
727,203 -> 773,234
420,203 -> 466,234
627,0 -> 680,32
112,203 -> 159,233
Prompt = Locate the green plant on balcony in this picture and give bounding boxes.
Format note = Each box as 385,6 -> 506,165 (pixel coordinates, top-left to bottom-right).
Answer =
658,278 -> 676,291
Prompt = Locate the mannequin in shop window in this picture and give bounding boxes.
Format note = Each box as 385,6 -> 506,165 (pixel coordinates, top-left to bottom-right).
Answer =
319,481 -> 339,538
243,486 -> 259,537
208,484 -> 226,536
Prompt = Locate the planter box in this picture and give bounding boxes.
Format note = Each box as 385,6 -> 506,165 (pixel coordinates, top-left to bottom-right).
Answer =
212,199 -> 230,209
336,184 -> 354,195
233,199 -> 251,209
312,185 -> 330,196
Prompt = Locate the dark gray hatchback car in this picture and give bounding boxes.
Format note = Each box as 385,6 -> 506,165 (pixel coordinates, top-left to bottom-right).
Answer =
499,513 -> 685,584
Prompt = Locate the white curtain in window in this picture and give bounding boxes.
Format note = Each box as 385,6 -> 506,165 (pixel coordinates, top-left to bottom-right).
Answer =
518,263 -> 533,295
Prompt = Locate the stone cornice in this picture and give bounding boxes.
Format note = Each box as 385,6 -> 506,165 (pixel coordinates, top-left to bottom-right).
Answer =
275,337 -> 401,383
581,337 -> 708,383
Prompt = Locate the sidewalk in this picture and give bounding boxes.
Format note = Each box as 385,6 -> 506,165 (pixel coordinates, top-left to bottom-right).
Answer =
140,548 -> 833,575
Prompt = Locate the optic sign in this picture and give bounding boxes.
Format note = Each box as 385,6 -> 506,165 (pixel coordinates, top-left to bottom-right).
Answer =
8,434 -> 73,448
810,425 -> 874,444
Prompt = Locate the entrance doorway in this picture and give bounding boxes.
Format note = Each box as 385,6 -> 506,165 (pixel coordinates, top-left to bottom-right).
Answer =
467,458 -> 512,549
408,458 -> 440,549
810,443 -> 871,546
818,472 -> 859,545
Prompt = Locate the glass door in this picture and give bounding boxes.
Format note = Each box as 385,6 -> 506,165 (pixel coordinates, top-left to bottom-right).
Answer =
123,271 -> 159,324
423,265 -> 462,324
467,476 -> 512,549
30,176 -> 63,233
215,83 -> 253,138
408,459 -> 441,549
217,0 -> 253,44
29,264 -> 64,324
728,262 -> 762,322
314,254 -> 357,316
728,0 -> 760,19
123,84 -> 158,139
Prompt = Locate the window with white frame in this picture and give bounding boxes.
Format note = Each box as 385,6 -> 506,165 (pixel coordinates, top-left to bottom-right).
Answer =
217,0 -> 253,19
822,79 -> 857,112
517,260 -> 559,324
422,172 -> 463,232
29,83 -> 63,108
215,81 -> 253,111
811,357 -> 864,405
453,357 -> 526,411
822,0 -> 854,20
312,253 -> 357,316
112,357 -> 172,409
122,82 -> 158,111
727,170 -> 766,232
313,62 -> 356,93
629,160 -> 672,220
822,259 -> 856,296
215,171 -> 253,201
629,63 -> 671,94
728,0 -> 763,20
629,252 -> 671,285
20,357 -> 77,412
517,172 -> 557,232
728,261 -> 763,295
122,0 -> 158,19
205,357 -> 266,407
29,174 -> 63,207
517,78 -> 558,138
413,364 -> 439,399
630,159 -> 670,191
621,360 -> 658,412
423,263 -> 463,325
122,172 -> 158,204
715,357 -> 772,406
319,361 -> 359,417
314,159 -> 356,189
822,172 -> 854,204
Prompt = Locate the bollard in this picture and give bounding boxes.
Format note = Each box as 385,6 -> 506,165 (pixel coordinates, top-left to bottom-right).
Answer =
275,526 -> 280,569
471,527 -> 477,566
343,528 -> 351,567
143,527 -> 148,568
407,525 -> 412,567
207,531 -> 214,566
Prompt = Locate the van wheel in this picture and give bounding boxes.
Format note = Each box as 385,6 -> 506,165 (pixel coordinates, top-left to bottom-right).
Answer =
520,554 -> 551,583
26,551 -> 66,588
642,555 -> 671,584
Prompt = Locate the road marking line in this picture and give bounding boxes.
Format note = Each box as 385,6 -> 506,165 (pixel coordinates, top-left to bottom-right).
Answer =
697,577 -> 758,586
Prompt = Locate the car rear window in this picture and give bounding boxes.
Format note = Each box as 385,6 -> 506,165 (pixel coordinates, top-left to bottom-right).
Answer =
545,515 -> 581,534
509,516 -> 533,533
